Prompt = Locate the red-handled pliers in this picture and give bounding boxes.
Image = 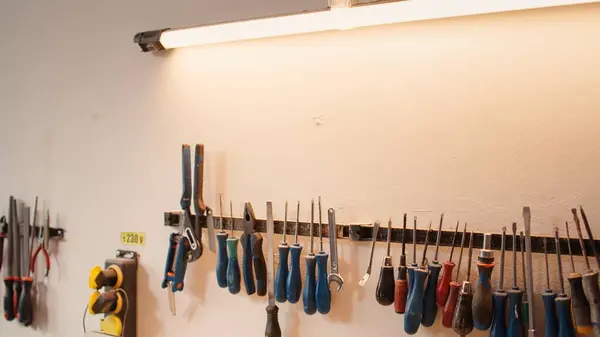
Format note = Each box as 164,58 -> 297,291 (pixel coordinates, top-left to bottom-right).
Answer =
31,210 -> 50,277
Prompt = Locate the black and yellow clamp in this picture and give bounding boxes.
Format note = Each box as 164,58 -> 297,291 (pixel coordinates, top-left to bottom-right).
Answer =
87,250 -> 138,337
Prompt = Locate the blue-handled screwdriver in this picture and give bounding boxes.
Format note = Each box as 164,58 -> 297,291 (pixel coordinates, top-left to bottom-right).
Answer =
554,227 -> 575,337
315,197 -> 331,314
302,199 -> 317,315
507,222 -> 524,337
226,201 -> 241,295
407,216 -> 418,297
216,195 -> 228,288
404,221 -> 432,335
422,214 -> 444,327
490,226 -> 507,337
542,237 -> 558,337
286,201 -> 303,303
275,201 -> 290,303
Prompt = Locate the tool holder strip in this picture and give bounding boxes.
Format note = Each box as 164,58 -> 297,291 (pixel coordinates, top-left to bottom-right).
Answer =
1,222 -> 65,240
164,211 -> 597,256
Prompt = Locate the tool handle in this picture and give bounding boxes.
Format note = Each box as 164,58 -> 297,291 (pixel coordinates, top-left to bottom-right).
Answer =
437,261 -> 455,307
275,244 -> 290,303
226,238 -> 241,295
216,232 -> 229,288
542,292 -> 558,337
567,274 -> 592,333
394,271 -> 408,314
180,145 -> 192,210
265,304 -> 282,337
14,279 -> 22,311
522,299 -> 529,326
3,278 -> 15,321
442,282 -> 461,328
286,244 -> 303,303
490,291 -> 507,337
303,256 -> 317,315
192,144 -> 205,215
422,263 -> 442,327
0,236 -> 4,274
582,272 -> 600,325
404,268 -> 428,335
172,236 -> 189,292
472,262 -> 495,330
507,289 -> 524,337
18,278 -> 33,326
407,265 -> 416,296
555,296 -> 575,337
376,265 -> 395,306
161,233 -> 178,289
315,253 -> 331,314
452,291 -> 474,336
241,233 -> 256,295
252,233 -> 267,297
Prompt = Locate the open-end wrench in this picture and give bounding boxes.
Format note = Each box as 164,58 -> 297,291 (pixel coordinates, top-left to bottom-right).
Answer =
359,220 -> 381,287
327,208 -> 343,292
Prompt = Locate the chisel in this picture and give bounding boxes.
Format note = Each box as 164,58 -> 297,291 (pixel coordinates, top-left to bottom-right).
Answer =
564,220 -> 591,334
315,197 -> 331,314
508,222 -> 524,337
226,201 -> 241,295
215,195 -> 228,288
443,223 -> 467,328
404,221 -> 432,335
286,202 -> 303,303
452,231 -> 475,337
554,227 -> 575,337
302,199 -> 317,315
275,201 -> 290,303
490,226 -> 507,337
437,221 -> 459,308
376,218 -> 395,306
395,213 -> 408,314
542,238 -> 558,337
422,214 -> 444,326
264,202 -> 281,337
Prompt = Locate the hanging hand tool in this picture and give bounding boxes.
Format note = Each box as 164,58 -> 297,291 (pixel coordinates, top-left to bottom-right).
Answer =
31,208 -> 51,277
27,197 -> 38,271
395,213 -> 408,314
241,202 -> 257,295
161,232 -> 187,315
264,202 -> 281,337
215,195 -> 228,288
573,207 -> 600,337
581,206 -> 600,268
520,231 -> 529,326
422,214 -> 444,326
275,201 -> 290,303
452,231 -> 475,337
0,217 -> 6,275
315,197 -> 331,314
376,218 -> 395,306
523,207 -> 536,337
327,208 -> 343,292
554,227 -> 575,337
180,144 -> 202,262
287,201 -> 303,303
4,197 -> 15,321
18,206 -> 33,326
404,221 -> 432,335
473,232 -> 495,331
408,216 -> 418,296
438,221 -> 459,308
193,144 -> 214,253
359,220 -> 381,287
13,201 -> 22,317
508,222 -> 524,337
443,223 -> 468,328
248,203 -> 267,297
565,220 -> 591,334
226,201 -> 241,295
490,226 -> 507,337
303,199 -> 317,315
542,238 -> 558,337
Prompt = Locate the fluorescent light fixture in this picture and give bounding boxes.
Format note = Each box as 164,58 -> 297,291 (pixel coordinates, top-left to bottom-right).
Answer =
134,0 -> 598,51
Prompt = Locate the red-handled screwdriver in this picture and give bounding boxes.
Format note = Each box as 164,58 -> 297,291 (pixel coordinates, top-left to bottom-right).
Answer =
437,221 -> 459,307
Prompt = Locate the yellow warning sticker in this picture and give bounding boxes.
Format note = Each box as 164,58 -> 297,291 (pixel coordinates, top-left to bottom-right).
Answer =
121,232 -> 145,246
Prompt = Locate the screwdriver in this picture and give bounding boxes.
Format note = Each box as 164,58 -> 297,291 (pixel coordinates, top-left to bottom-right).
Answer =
438,221 -> 459,308
275,201 -> 289,303
286,201 -> 303,304
452,231 -> 475,337
490,226 -> 507,337
216,195 -> 228,288
265,201 -> 281,337
395,213 -> 408,314
226,201 -> 241,295
473,232 -> 495,331
404,221 -> 432,335
408,216 -> 418,296
574,207 -> 600,337
422,214 -> 444,326
564,220 -> 591,335
302,199 -> 317,315
508,222 -> 524,337
542,238 -> 558,337
443,223 -> 467,328
520,231 -> 529,326
4,197 -> 15,321
554,227 -> 575,337
376,218 -> 395,306
315,197 -> 331,314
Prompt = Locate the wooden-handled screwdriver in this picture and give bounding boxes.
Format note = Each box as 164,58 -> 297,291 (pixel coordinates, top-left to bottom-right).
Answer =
564,220 -> 591,334
394,214 -> 408,314
575,207 -> 600,337
490,226 -> 507,337
442,223 -> 467,328
264,202 -> 281,337
404,221 -> 432,335
376,218 -> 395,306
554,227 -> 576,337
422,214 -> 444,327
437,221 -> 459,308
452,231 -> 475,337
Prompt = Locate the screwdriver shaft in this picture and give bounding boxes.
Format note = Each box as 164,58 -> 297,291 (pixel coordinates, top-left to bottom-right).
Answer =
434,213 -> 444,261
572,209 -> 591,271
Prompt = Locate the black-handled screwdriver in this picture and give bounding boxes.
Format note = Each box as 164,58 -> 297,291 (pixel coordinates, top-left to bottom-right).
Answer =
554,227 -> 575,337
520,231 -> 529,327
376,218 -> 395,306
264,202 -> 281,337
226,201 -> 241,295
422,214 -> 444,327
564,220 -> 591,335
275,201 -> 290,303
452,231 -> 475,337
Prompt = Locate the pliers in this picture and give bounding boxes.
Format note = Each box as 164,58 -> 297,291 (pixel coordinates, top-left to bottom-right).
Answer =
31,209 -> 50,277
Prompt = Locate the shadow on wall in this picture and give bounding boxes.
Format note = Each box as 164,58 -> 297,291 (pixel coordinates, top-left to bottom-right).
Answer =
137,264 -> 161,337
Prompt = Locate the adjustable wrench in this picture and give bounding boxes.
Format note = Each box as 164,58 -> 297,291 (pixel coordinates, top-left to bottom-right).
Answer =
327,208 -> 343,292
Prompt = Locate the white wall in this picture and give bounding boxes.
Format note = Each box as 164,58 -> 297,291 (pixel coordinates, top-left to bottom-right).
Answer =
1,1 -> 600,336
